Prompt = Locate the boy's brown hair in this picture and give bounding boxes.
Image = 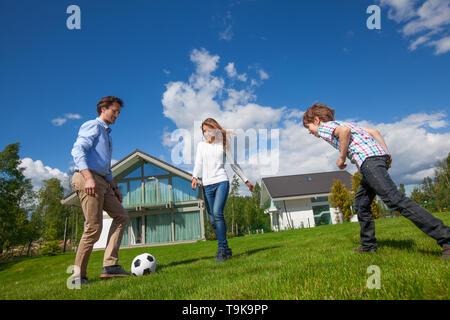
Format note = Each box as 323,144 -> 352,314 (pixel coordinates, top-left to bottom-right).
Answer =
302,103 -> 335,127
97,96 -> 124,116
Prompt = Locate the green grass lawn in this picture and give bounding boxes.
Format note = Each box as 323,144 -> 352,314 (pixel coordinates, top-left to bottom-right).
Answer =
1,213 -> 449,300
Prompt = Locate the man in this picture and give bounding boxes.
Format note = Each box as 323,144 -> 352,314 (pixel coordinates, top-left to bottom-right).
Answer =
70,96 -> 130,285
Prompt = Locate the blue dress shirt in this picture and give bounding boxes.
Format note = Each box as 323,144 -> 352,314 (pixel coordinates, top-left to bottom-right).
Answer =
71,117 -> 113,181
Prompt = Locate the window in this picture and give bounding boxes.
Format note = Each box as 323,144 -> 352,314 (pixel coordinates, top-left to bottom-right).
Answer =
311,196 -> 329,203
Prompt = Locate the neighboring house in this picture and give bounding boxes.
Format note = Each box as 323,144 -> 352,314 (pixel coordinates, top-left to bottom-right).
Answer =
61,149 -> 206,250
261,171 -> 357,231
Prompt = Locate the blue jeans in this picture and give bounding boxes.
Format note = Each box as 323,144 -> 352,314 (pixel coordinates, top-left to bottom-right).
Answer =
203,180 -> 230,249
356,155 -> 450,250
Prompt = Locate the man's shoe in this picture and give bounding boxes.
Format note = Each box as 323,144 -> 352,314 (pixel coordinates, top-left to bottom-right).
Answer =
71,276 -> 89,286
353,246 -> 377,253
442,244 -> 450,260
100,265 -> 131,279
215,248 -> 228,263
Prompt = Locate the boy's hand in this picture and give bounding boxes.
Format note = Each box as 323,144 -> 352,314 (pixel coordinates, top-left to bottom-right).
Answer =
336,157 -> 347,169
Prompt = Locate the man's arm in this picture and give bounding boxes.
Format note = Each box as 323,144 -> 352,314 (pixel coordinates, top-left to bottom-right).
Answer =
333,125 -> 351,169
72,122 -> 100,196
107,179 -> 123,203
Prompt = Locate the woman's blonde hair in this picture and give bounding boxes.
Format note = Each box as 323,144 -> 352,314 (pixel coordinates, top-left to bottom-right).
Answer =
201,118 -> 233,154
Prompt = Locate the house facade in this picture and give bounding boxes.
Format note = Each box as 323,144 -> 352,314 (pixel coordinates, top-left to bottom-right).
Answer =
62,150 -> 206,249
261,171 -> 357,231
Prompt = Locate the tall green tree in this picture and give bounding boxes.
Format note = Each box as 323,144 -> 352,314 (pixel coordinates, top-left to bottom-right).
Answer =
0,143 -> 33,254
35,178 -> 67,239
411,153 -> 449,212
329,179 -> 353,222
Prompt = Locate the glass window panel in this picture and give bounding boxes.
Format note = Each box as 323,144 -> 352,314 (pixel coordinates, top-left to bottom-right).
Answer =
145,213 -> 172,243
174,211 -> 201,241
158,178 -> 171,204
129,180 -> 143,206
124,165 -> 142,179
117,182 -> 129,207
144,162 -> 168,176
311,196 -> 329,203
173,176 -> 198,202
144,179 -> 157,205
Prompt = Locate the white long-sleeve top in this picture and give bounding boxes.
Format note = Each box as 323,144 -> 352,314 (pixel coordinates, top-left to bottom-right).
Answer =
192,140 -> 249,186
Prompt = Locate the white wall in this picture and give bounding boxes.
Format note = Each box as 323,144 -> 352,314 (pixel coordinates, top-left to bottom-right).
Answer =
93,212 -> 112,249
268,197 -> 355,231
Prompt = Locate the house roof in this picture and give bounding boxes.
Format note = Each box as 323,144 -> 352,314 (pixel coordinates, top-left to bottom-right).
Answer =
61,149 -> 195,206
261,170 -> 352,200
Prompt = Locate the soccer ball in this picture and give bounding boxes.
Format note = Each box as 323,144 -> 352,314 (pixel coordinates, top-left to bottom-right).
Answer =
131,253 -> 157,276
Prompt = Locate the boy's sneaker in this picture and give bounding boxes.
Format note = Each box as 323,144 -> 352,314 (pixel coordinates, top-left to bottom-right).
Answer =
353,246 -> 377,253
100,265 -> 131,279
442,244 -> 450,260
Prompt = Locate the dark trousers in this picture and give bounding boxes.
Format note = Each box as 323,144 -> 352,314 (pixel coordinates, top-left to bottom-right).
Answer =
354,155 -> 450,250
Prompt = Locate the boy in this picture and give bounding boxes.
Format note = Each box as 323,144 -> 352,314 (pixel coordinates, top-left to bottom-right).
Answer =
302,103 -> 450,258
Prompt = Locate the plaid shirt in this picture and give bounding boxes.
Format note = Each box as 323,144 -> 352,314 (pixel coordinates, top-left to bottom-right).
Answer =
318,121 -> 388,168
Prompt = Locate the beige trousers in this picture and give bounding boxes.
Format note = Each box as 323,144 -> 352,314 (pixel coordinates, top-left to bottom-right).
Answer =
72,172 -> 129,277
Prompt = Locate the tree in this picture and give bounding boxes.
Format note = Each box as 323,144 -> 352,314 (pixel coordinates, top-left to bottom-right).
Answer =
228,174 -> 240,236
329,179 -> 353,222
0,143 -> 33,255
35,178 -> 67,239
350,171 -> 383,219
410,154 -> 449,213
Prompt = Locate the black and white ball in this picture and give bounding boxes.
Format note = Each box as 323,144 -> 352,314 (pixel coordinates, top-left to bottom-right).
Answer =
131,253 -> 157,276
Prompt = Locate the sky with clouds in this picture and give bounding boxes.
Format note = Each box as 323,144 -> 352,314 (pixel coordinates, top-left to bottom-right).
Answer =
0,0 -> 449,195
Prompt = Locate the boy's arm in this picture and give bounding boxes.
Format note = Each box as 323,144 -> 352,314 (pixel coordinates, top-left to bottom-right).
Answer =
333,125 -> 351,169
364,127 -> 392,167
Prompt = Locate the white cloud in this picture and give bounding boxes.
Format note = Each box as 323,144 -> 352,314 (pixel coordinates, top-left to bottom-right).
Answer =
225,62 -> 247,82
64,113 -> 82,119
429,36 -> 450,55
219,11 -> 233,41
378,0 -> 450,54
19,158 -> 71,192
258,69 -> 269,80
52,113 -> 82,126
51,118 -> 67,126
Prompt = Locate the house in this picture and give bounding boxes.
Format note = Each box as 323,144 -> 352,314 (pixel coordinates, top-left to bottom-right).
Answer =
260,171 -> 356,231
61,149 -> 206,249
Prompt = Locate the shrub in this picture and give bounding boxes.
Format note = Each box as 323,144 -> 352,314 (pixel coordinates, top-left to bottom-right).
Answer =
40,240 -> 60,256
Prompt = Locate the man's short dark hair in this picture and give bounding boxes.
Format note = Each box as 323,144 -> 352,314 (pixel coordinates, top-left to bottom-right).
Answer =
97,96 -> 124,116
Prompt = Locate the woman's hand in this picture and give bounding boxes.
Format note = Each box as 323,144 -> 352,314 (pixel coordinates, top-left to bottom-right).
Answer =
191,178 -> 198,191
246,181 -> 254,192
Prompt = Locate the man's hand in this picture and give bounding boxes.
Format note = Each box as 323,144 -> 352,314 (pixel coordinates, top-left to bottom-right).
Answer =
80,170 -> 96,196
191,178 -> 198,191
336,157 -> 347,170
114,188 -> 123,203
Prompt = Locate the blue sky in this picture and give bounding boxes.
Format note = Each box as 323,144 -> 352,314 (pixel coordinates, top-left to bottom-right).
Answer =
1,0 -> 449,192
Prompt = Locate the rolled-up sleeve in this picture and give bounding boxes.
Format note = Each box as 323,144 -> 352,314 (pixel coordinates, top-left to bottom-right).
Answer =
71,122 -> 100,171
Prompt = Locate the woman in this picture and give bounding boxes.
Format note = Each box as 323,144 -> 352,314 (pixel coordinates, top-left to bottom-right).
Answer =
192,118 -> 254,262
